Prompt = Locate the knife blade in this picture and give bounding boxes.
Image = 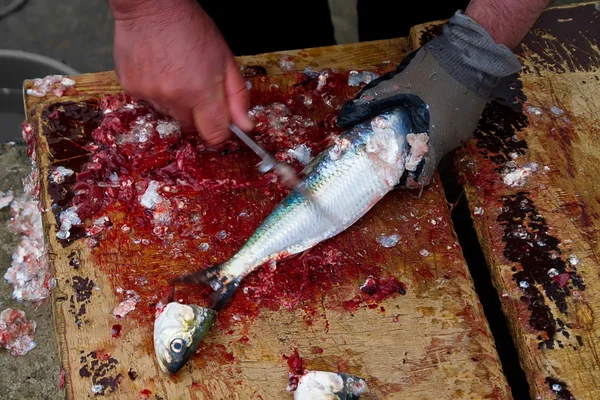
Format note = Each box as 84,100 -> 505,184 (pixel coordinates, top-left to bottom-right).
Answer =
229,123 -> 339,225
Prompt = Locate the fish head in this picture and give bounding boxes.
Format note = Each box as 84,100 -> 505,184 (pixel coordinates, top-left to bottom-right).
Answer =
153,302 -> 217,374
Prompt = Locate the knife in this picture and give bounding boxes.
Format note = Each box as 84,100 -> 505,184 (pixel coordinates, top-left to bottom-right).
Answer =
229,123 -> 339,225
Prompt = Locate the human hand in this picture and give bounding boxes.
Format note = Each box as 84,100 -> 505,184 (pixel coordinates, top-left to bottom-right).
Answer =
337,11 -> 522,189
111,0 -> 253,145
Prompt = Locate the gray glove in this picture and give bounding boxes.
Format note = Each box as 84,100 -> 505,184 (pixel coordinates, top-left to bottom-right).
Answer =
337,10 -> 522,188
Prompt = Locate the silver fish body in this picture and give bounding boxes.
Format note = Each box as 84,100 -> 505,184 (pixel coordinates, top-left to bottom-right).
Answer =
154,106 -> 424,373
204,106 -> 418,296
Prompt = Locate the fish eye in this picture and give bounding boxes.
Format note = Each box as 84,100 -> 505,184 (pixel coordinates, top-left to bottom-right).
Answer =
170,338 -> 185,353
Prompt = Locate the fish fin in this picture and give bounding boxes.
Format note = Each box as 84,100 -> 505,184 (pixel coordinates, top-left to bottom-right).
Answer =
166,285 -> 175,303
170,265 -> 241,312
170,265 -> 222,286
208,277 -> 241,312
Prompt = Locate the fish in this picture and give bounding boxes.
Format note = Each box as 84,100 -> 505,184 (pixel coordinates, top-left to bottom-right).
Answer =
153,302 -> 216,374
154,106 -> 428,373
294,371 -> 367,399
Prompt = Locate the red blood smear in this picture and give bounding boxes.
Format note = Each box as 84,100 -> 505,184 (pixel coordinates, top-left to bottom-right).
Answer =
337,358 -> 349,373
283,348 -> 305,392
193,342 -> 235,368
111,324 -> 122,338
360,276 -> 378,295
59,368 -> 65,389
239,336 -> 250,344
223,351 -> 235,363
347,276 -> 406,311
192,382 -> 202,390
284,348 -> 304,376
139,389 -> 152,397
311,347 -> 324,354
371,277 -> 405,302
553,273 -> 570,288
41,68 -> 416,353
343,298 -> 363,312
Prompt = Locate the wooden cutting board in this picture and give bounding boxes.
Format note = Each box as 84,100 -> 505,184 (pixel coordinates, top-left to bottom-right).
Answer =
410,1 -> 600,399
23,37 -> 511,400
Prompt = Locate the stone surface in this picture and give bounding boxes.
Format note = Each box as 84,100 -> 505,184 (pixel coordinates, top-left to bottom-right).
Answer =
0,143 -> 62,400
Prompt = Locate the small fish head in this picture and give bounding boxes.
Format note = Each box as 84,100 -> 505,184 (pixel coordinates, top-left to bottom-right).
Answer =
294,371 -> 367,399
153,302 -> 217,374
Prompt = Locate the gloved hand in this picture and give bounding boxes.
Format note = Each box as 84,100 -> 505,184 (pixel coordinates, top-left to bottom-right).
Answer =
337,10 -> 522,189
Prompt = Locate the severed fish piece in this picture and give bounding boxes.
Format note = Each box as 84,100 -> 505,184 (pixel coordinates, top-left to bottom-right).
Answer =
294,371 -> 367,400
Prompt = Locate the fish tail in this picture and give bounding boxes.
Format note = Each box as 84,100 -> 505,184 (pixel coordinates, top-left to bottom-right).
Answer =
170,264 -> 241,312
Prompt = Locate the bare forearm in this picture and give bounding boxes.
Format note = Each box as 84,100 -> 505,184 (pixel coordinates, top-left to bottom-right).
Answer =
465,0 -> 550,48
108,0 -> 195,20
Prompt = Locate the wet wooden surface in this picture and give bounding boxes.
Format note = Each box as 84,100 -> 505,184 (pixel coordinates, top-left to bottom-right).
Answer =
23,37 -> 511,399
411,2 -> 600,399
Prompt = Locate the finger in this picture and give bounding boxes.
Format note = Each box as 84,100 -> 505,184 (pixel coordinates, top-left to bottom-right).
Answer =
224,57 -> 254,132
149,100 -> 195,133
191,76 -> 231,145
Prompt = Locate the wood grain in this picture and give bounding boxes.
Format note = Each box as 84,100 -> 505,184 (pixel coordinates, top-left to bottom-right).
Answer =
410,2 -> 600,399
23,38 -> 409,112
23,33 -> 511,399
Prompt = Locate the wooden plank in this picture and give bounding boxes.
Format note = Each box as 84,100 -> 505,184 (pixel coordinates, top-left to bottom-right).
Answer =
23,38 -> 409,112
410,2 -> 600,399
23,39 -> 512,399
237,38 -> 409,75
